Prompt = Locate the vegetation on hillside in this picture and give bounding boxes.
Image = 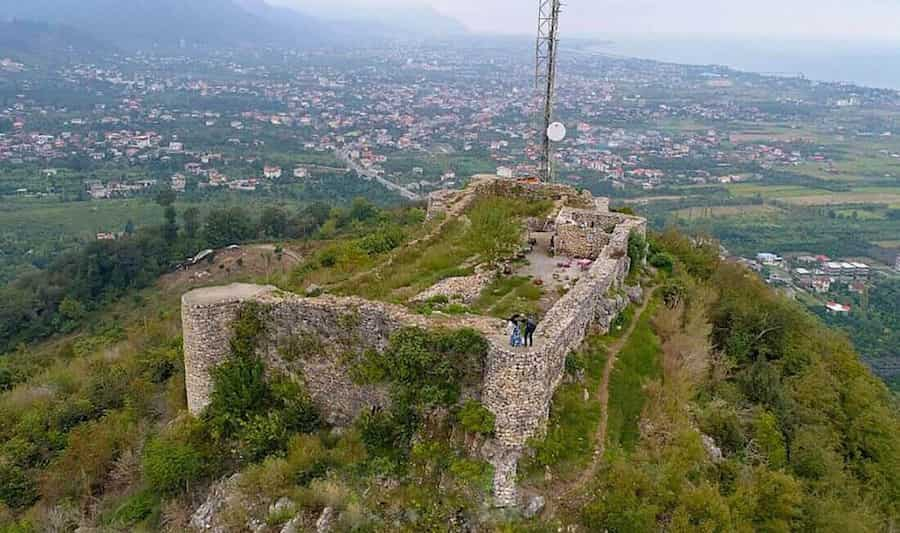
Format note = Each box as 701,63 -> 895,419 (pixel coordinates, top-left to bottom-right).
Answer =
579,230 -> 900,531
0,195 -> 408,356
0,192 -> 898,531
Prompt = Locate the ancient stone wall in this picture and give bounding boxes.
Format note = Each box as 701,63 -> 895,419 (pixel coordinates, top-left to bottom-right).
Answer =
183,287 -> 503,426
183,178 -> 647,508
182,284 -> 276,415
553,207 -> 630,260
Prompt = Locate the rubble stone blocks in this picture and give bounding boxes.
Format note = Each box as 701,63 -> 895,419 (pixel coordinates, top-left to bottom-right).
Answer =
181,176 -> 646,507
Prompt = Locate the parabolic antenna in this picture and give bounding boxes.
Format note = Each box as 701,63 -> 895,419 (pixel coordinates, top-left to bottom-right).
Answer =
547,122 -> 567,142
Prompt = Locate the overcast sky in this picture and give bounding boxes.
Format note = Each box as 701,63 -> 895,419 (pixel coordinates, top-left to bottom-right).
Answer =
276,0 -> 900,40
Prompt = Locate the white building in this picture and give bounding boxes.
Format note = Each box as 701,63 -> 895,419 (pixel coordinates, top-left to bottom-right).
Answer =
263,166 -> 282,179
825,301 -> 851,314
756,252 -> 783,265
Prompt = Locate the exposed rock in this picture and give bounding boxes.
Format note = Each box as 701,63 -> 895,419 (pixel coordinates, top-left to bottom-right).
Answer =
269,496 -> 295,517
190,474 -> 242,532
626,285 -> 643,304
305,284 -> 323,297
702,434 -> 724,464
316,507 -> 335,533
523,495 -> 545,519
412,267 -> 496,305
280,514 -> 304,533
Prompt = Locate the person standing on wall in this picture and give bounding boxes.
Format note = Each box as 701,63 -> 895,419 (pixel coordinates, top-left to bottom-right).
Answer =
524,315 -> 537,347
508,315 -> 523,347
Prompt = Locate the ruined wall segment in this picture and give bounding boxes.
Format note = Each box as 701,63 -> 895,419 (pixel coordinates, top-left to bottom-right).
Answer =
182,283 -> 277,415
182,177 -> 647,508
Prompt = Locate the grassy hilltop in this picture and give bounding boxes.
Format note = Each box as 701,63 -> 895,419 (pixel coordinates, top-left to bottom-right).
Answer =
0,195 -> 898,532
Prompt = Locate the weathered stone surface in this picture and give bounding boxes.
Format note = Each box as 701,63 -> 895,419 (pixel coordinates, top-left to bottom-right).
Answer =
280,515 -> 303,533
523,495 -> 545,518
269,497 -> 295,517
702,434 -> 724,464
316,507 -> 335,533
626,284 -> 644,304
412,267 -> 496,305
182,177 -> 647,509
189,474 -> 242,533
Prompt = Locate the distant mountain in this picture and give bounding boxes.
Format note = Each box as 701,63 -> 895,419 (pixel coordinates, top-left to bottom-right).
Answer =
294,3 -> 469,40
0,0 -> 328,50
0,20 -> 113,62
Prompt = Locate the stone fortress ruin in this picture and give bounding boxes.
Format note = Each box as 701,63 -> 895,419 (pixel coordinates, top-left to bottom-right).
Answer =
181,176 -> 646,507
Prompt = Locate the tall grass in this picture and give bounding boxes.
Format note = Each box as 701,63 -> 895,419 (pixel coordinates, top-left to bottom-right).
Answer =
605,298 -> 662,451
521,336 -> 608,481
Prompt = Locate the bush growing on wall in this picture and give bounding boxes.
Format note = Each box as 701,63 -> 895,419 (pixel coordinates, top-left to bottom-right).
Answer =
354,327 -> 489,468
456,400 -> 495,436
204,303 -> 321,460
627,231 -> 647,267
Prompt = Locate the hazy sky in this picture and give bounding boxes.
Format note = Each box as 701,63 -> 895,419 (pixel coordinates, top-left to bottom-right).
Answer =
276,0 -> 900,40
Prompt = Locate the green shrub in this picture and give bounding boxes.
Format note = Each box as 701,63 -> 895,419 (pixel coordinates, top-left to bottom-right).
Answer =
649,252 -> 675,273
142,419 -> 208,496
359,226 -> 405,255
205,354 -> 270,437
449,458 -> 493,491
399,328 -> 486,405
238,412 -> 291,462
753,411 -> 787,470
40,410 -> 137,503
627,231 -> 647,267
467,197 -> 523,265
279,333 -> 325,362
0,462 -> 37,510
456,400 -> 495,435
229,303 -> 266,359
270,378 -> 321,434
358,409 -> 416,470
137,344 -> 181,384
699,402 -> 746,455
104,489 -> 160,528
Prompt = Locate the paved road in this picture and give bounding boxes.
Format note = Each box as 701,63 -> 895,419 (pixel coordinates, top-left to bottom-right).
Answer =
336,149 -> 422,202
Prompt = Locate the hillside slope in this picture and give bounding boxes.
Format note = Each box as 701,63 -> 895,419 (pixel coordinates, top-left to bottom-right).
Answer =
0,198 -> 897,531
0,20 -> 114,63
0,0 -> 327,49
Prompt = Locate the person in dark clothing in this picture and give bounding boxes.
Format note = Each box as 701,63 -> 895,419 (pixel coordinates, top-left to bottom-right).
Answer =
524,316 -> 537,347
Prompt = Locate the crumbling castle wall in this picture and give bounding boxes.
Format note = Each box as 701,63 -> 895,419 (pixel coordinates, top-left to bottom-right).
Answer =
484,217 -> 645,505
183,287 -> 502,426
554,206 -> 631,259
182,178 -> 647,508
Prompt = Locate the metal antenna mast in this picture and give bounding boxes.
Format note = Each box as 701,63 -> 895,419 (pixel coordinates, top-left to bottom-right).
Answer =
535,0 -> 562,182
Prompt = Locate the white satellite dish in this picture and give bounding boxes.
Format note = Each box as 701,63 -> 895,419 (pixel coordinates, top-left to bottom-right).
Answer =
547,122 -> 567,142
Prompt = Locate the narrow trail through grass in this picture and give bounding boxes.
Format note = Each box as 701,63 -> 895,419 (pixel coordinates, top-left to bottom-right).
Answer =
551,288 -> 658,509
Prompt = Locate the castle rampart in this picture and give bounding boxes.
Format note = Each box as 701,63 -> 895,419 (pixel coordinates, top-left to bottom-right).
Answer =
182,177 -> 645,507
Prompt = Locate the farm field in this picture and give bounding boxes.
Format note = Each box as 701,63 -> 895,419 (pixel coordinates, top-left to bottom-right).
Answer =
673,204 -> 780,219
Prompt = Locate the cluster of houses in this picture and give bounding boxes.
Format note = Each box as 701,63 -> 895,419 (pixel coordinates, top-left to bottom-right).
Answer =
745,252 -> 886,315
3,44 -> 898,201
753,252 -> 872,295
